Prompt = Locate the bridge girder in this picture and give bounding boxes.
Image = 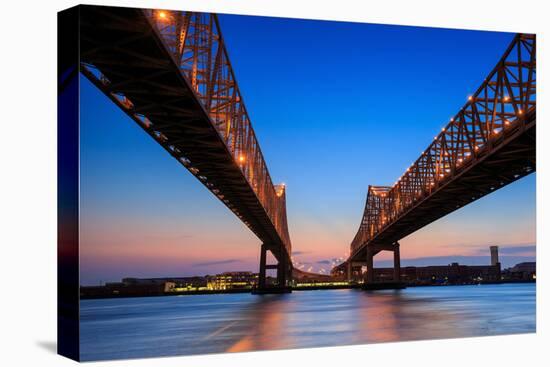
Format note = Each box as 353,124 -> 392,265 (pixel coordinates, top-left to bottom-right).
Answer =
78,6 -> 292,278
349,33 -> 536,263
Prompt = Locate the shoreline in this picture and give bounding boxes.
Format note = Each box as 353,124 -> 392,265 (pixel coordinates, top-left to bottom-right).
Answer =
80,279 -> 535,300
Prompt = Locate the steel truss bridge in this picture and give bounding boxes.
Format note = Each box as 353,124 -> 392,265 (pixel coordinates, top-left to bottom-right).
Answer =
335,33 -> 536,284
79,6 -> 292,290
77,5 -> 536,290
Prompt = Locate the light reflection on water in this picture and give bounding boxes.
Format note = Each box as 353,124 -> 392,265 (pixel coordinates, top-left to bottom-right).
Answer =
80,283 -> 535,361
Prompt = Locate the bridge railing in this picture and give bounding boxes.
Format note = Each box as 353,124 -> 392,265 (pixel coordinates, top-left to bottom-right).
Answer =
140,10 -> 291,253
351,33 -> 536,255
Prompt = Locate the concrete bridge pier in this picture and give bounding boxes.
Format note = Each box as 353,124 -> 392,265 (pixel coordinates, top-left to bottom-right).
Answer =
363,242 -> 405,290
393,242 -> 401,282
254,243 -> 292,294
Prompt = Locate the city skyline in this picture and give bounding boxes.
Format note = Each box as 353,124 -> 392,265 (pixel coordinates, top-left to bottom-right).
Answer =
79,15 -> 535,285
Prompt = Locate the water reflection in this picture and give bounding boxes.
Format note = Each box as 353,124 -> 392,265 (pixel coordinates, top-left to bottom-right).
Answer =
80,284 -> 535,361
355,290 -> 470,342
226,294 -> 293,352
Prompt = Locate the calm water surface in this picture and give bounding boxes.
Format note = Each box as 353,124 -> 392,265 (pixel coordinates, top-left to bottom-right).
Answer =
80,283 -> 535,361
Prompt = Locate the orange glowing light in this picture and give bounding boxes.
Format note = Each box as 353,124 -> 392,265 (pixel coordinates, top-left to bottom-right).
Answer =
158,11 -> 167,19
238,155 -> 245,163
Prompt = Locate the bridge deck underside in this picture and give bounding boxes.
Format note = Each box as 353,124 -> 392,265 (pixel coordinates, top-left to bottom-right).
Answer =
79,6 -> 288,261
352,115 -> 535,261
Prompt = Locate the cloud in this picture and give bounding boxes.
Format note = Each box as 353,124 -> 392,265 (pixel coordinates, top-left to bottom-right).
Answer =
292,251 -> 310,255
316,260 -> 331,264
374,255 -> 535,269
493,245 -> 535,255
192,259 -> 241,267
440,242 -> 535,254
143,234 -> 194,242
470,244 -> 535,256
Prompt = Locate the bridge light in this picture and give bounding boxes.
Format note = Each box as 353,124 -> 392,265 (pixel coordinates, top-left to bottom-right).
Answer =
505,119 -> 510,125
441,127 -> 446,132
238,155 -> 245,163
158,11 -> 168,19
468,95 -> 473,101
518,109 -> 523,115
504,95 -> 510,102
493,128 -> 501,134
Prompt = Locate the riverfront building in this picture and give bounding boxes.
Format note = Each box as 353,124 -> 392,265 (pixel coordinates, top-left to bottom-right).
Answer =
372,262 -> 501,284
331,246 -> 502,283
502,262 -> 536,280
207,271 -> 258,290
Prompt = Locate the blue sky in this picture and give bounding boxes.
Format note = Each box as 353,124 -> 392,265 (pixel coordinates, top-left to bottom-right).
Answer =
79,14 -> 535,285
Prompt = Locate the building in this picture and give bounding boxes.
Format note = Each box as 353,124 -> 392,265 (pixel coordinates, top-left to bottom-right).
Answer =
490,246 -> 499,266
331,246 -> 502,284
207,271 -> 258,290
502,262 -> 536,281
371,262 -> 501,284
293,268 -> 336,284
122,276 -> 208,291
80,280 -> 176,298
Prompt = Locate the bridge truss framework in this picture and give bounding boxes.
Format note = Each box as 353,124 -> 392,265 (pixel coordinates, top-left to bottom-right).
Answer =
341,34 -> 536,284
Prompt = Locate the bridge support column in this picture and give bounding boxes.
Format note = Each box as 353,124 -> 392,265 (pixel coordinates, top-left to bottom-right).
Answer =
362,242 -> 405,290
254,244 -> 292,294
366,247 -> 374,284
277,252 -> 287,287
393,242 -> 401,282
347,261 -> 352,282
258,244 -> 267,289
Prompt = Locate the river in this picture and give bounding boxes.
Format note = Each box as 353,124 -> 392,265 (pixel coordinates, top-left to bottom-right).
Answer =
80,283 -> 535,361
